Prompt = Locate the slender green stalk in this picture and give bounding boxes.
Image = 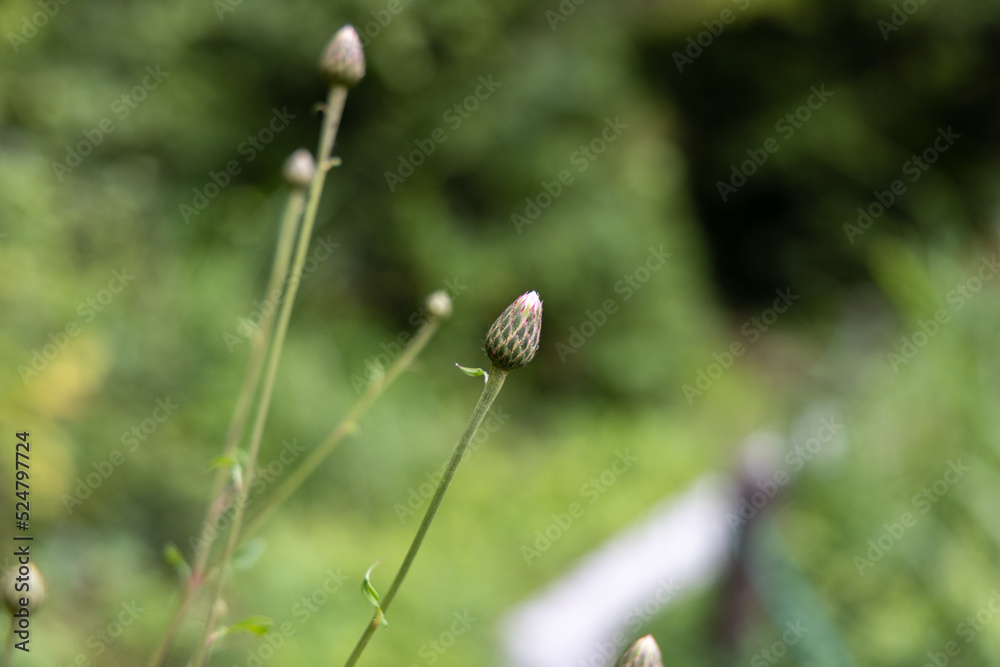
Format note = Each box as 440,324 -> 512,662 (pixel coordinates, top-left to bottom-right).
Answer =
146,185 -> 307,667
243,316 -> 443,540
342,366 -> 509,667
193,84 -> 350,667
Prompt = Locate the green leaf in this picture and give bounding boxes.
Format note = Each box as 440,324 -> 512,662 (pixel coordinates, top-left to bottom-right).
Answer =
208,454 -> 239,470
362,560 -> 389,626
232,538 -> 267,572
455,363 -> 489,383
220,615 -> 273,637
162,542 -> 190,580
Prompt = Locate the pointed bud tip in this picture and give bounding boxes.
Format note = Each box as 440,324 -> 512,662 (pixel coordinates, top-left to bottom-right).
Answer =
484,291 -> 543,371
615,635 -> 663,667
319,25 -> 366,88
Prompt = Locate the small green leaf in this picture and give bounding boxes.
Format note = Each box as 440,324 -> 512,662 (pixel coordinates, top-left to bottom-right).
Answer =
163,542 -> 190,580
220,615 -> 273,637
208,454 -> 239,470
455,363 -> 489,383
362,561 -> 389,626
232,538 -> 267,572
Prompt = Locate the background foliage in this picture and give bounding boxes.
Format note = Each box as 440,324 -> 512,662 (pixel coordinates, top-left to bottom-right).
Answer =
3,0 -> 1000,664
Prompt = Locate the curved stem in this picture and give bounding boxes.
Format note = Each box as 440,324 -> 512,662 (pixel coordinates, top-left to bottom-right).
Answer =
193,84 -> 350,667
342,366 -> 508,667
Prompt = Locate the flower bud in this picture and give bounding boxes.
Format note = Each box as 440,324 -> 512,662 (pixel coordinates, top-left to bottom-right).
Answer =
426,290 -> 453,319
283,149 -> 316,189
319,25 -> 366,88
615,635 -> 663,667
484,291 -> 542,371
3,562 -> 46,615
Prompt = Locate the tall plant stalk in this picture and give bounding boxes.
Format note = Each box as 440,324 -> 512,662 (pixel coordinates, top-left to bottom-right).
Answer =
341,291 -> 543,666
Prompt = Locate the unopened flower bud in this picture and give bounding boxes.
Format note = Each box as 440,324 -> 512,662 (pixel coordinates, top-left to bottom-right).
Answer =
427,290 -> 453,319
615,635 -> 663,667
319,25 -> 366,88
484,291 -> 542,371
3,562 -> 46,615
283,149 -> 316,188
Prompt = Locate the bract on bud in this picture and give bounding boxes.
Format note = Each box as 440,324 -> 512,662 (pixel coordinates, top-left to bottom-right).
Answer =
484,291 -> 542,371
319,25 -> 366,88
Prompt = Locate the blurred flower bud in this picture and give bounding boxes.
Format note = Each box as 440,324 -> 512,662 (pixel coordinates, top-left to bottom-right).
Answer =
615,635 -> 663,667
319,25 -> 366,88
283,149 -> 316,189
485,291 -> 542,371
3,562 -> 45,615
427,290 -> 453,319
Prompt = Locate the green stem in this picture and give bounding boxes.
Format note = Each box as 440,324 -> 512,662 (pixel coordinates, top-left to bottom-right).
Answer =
193,84 -> 349,667
146,186 -> 307,667
341,366 -> 508,667
242,316 -> 443,541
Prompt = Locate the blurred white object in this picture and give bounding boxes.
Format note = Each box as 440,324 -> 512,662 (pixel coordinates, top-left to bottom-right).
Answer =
501,474 -> 735,667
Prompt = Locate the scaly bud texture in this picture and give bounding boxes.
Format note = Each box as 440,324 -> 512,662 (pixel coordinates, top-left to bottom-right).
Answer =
319,25 -> 366,88
485,291 -> 542,371
615,635 -> 663,667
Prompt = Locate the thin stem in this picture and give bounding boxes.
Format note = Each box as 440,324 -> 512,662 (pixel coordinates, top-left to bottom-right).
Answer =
243,316 -> 443,540
146,186 -> 307,667
193,84 -> 350,667
342,367 -> 508,667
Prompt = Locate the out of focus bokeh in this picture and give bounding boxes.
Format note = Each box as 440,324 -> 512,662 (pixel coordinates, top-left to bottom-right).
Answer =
3,0 -> 1000,664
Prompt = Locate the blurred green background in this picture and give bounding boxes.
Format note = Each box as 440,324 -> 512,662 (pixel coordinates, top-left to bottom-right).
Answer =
3,0 -> 1000,664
